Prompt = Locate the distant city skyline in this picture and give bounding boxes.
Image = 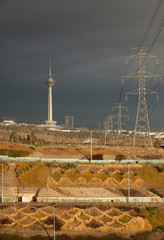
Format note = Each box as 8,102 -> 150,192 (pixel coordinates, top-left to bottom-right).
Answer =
0,0 -> 164,131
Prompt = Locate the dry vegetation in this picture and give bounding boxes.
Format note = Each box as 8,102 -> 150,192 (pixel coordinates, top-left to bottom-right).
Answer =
0,204 -> 164,239
13,162 -> 164,190
0,126 -> 164,239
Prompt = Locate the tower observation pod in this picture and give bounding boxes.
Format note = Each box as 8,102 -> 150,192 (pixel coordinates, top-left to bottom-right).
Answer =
45,58 -> 57,126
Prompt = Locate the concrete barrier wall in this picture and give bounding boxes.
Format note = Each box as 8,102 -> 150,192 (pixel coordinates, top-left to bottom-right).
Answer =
0,197 -> 14,203
36,196 -> 161,204
0,155 -> 164,164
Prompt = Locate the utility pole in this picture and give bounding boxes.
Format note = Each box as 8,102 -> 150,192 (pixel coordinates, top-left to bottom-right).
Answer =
1,162 -> 3,203
90,129 -> 93,162
52,203 -> 56,240
128,162 -> 130,202
123,47 -> 161,147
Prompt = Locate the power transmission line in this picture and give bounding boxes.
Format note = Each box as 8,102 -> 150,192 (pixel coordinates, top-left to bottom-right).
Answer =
139,0 -> 163,47
118,1 -> 164,103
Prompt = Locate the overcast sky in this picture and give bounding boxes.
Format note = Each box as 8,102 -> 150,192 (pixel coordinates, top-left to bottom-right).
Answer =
0,0 -> 164,130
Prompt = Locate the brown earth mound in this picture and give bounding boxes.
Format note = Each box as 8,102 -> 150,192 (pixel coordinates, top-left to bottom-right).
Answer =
85,207 -> 102,217
86,219 -> 103,228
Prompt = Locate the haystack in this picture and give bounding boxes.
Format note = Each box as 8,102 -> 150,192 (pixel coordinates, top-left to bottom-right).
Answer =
104,178 -> 118,187
88,177 -> 103,187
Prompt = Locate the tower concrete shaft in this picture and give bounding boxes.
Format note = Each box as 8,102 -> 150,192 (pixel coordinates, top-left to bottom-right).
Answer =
45,58 -> 57,126
48,86 -> 53,121
124,47 -> 161,147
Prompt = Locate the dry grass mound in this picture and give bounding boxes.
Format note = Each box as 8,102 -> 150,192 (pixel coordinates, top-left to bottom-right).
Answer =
59,177 -> 75,187
111,170 -> 123,182
12,212 -> 26,220
119,178 -> 129,188
69,217 -> 81,228
139,166 -> 164,187
104,178 -> 118,187
41,206 -> 53,214
132,178 -> 145,188
97,170 -> 109,181
0,216 -> 14,225
84,207 -> 102,217
46,176 -> 58,187
109,220 -> 122,228
31,209 -> 47,219
60,212 -> 72,220
145,209 -> 164,226
75,177 -> 87,186
68,208 -> 79,215
119,214 -> 132,224
77,212 -> 90,221
0,206 -> 16,215
85,219 -> 103,229
125,217 -> 152,233
64,169 -> 80,181
98,214 -> 113,224
123,171 -> 136,182
19,205 -> 37,214
106,208 -> 122,217
88,177 -> 103,187
19,163 -> 50,187
80,169 -> 94,181
52,168 -> 63,181
17,215 -> 37,227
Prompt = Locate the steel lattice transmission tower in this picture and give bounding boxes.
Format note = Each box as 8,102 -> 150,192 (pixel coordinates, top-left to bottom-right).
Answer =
104,115 -> 114,131
112,103 -> 128,134
123,47 -> 161,147
104,115 -> 114,146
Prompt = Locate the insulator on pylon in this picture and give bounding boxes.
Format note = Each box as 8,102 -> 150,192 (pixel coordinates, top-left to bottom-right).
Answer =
122,78 -> 124,86
125,94 -> 128,102
156,58 -> 159,65
160,77 -> 163,86
156,94 -> 159,101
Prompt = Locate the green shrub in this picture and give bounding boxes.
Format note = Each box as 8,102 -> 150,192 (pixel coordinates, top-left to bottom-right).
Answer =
146,207 -> 159,213
57,163 -> 76,170
155,225 -> 164,232
119,215 -> 132,223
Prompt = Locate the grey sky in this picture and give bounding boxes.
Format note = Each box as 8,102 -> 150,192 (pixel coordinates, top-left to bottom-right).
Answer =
0,0 -> 164,130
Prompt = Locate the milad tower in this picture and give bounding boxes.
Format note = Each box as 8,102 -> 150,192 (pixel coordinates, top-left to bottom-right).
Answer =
45,58 -> 57,126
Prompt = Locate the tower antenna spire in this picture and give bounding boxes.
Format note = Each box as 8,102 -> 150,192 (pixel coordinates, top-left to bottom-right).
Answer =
49,57 -> 51,77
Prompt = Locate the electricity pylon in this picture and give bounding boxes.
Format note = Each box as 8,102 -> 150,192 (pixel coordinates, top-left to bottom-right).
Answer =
123,47 -> 161,147
104,115 -> 114,131
104,115 -> 114,146
112,103 -> 128,146
112,103 -> 128,134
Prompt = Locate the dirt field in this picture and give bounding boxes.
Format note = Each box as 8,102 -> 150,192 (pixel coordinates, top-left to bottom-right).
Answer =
0,141 -> 164,238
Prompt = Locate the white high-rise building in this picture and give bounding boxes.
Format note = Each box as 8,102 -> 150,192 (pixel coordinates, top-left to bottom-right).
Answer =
65,116 -> 74,128
45,58 -> 57,126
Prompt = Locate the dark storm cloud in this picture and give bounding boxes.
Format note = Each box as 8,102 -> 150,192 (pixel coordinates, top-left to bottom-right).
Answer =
0,0 -> 164,129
